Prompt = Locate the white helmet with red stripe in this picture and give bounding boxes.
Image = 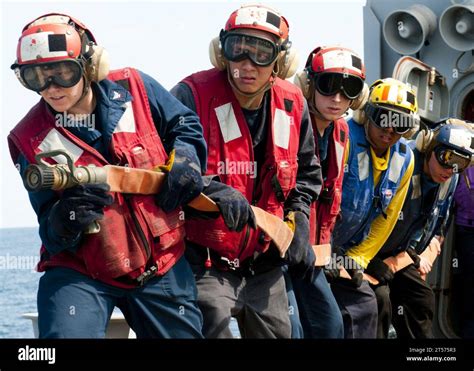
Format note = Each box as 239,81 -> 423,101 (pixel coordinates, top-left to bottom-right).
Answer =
224,4 -> 289,41
307,46 -> 365,80
209,4 -> 298,79
294,45 -> 368,110
12,13 -> 109,86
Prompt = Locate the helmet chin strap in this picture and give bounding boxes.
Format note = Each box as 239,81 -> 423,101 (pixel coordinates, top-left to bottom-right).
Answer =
308,83 -> 352,123
226,62 -> 276,110
80,75 -> 91,101
306,80 -> 327,121
74,72 -> 93,106
308,100 -> 326,122
68,75 -> 95,115
364,119 -> 378,149
77,34 -> 98,105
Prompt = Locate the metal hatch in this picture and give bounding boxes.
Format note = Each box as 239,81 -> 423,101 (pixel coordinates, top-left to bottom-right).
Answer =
393,56 -> 450,125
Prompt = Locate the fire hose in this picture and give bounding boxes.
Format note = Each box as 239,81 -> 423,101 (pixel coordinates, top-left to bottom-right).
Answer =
23,150 -> 294,257
24,150 -> 437,274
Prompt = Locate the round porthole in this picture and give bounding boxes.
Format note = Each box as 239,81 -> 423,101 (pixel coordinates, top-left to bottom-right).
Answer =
450,73 -> 474,120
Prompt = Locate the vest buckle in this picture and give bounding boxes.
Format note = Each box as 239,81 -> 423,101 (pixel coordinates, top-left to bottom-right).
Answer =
320,188 -> 333,204
136,266 -> 158,286
220,257 -> 240,270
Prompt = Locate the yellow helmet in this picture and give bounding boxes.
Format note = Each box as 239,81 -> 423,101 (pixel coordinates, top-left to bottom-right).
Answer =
364,78 -> 419,136
368,78 -> 418,114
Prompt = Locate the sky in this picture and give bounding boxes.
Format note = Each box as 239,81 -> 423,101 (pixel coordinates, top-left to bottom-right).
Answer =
0,0 -> 366,228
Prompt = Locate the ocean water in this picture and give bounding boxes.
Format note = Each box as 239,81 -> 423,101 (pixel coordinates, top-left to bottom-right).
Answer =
0,227 -> 41,338
0,227 -> 240,338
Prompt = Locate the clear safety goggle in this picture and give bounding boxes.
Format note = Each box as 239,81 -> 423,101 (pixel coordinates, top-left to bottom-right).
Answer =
314,72 -> 364,100
20,61 -> 83,92
221,33 -> 279,67
434,145 -> 471,172
365,104 -> 417,135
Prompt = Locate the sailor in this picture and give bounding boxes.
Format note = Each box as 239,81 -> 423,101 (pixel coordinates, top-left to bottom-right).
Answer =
453,157 -> 474,338
171,4 -> 322,338
369,120 -> 474,338
292,45 -> 367,338
8,13 -> 207,338
330,78 -> 417,338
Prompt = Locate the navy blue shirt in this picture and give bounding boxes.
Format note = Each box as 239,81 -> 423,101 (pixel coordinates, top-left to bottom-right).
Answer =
421,171 -> 438,201
16,70 -> 207,255
316,123 -> 333,164
316,123 -> 334,181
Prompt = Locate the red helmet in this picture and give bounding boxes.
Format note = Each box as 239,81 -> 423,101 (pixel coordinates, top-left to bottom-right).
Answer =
224,4 -> 289,41
15,13 -> 96,66
12,13 -> 109,91
306,46 -> 365,80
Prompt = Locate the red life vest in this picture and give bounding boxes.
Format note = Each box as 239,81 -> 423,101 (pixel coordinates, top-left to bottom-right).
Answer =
309,117 -> 348,244
183,69 -> 303,265
8,68 -> 185,288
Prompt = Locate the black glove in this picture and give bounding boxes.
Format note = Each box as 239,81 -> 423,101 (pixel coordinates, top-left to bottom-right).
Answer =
285,211 -> 316,280
49,184 -> 113,238
155,145 -> 203,212
345,256 -> 364,288
323,266 -> 340,282
365,257 -> 394,285
406,248 -> 421,269
323,246 -> 341,282
197,180 -> 256,232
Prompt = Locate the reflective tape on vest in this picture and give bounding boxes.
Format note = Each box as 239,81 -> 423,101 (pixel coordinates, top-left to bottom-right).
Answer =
273,108 -> 291,149
388,151 -> 405,184
334,140 -> 345,175
215,103 -> 242,143
113,101 -> 136,133
438,177 -> 452,201
357,150 -> 370,181
411,174 -> 421,199
38,128 -> 84,164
